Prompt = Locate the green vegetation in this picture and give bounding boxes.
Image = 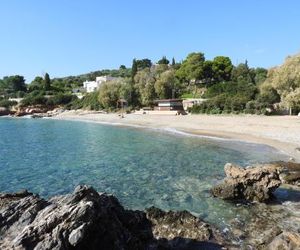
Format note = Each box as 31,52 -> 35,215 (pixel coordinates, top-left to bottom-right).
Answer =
70,92 -> 101,110
1,52 -> 299,115
260,54 -> 300,114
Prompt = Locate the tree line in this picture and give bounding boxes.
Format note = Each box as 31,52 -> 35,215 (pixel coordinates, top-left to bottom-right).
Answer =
1,52 -> 300,114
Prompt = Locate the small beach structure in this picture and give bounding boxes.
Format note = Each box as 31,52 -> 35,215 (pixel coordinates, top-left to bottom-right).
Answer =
135,100 -> 186,115
154,99 -> 184,111
153,99 -> 186,115
117,99 -> 128,118
117,99 -> 128,109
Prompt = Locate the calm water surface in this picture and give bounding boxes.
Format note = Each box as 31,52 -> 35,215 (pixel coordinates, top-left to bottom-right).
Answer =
0,117 -> 292,228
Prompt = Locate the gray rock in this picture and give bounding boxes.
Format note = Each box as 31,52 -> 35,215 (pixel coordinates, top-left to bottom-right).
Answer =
0,185 -> 227,249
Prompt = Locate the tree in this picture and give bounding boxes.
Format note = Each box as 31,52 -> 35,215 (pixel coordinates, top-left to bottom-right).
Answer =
98,81 -> 121,110
154,63 -> 169,76
131,59 -> 138,81
44,73 -> 51,91
261,53 -> 300,113
212,56 -> 233,82
154,69 -> 179,99
231,61 -> 255,83
157,56 -> 169,65
119,65 -> 126,70
171,57 -> 176,66
136,58 -> 152,70
175,52 -> 206,84
254,67 -> 268,85
284,88 -> 300,114
3,75 -> 27,93
134,68 -> 156,106
28,76 -> 44,92
202,60 -> 214,86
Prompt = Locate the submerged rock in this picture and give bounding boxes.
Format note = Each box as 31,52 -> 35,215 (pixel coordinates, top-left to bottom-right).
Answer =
146,206 -> 228,249
266,231 -> 300,250
211,163 -> 282,202
0,185 -> 226,249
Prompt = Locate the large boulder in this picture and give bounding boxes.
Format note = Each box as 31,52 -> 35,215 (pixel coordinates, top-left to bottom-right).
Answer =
211,163 -> 282,202
0,185 -> 153,249
0,185 -> 226,249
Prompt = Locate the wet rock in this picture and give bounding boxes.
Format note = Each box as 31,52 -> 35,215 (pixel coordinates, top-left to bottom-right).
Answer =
274,161 -> 300,186
0,107 -> 10,116
266,231 -> 300,250
0,185 -> 227,249
211,163 -> 282,202
147,207 -> 213,241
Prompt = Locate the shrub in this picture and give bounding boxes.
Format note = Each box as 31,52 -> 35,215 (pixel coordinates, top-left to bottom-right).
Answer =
20,95 -> 47,106
47,93 -> 76,106
70,92 -> 102,110
0,99 -> 17,108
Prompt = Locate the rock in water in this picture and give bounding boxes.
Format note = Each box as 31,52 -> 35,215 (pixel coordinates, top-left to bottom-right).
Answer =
145,206 -> 227,249
0,185 -> 226,249
274,161 -> 300,186
211,163 -> 282,202
267,231 -> 300,250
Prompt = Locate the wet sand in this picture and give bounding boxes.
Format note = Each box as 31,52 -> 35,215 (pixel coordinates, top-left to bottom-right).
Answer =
54,111 -> 300,162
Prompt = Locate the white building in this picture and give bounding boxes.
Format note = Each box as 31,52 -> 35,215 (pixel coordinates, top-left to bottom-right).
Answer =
83,76 -> 118,93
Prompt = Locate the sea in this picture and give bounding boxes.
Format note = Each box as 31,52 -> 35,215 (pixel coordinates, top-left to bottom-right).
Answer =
1,117 -> 299,233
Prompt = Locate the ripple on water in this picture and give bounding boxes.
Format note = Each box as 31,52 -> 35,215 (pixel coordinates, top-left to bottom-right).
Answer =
0,117 -> 296,231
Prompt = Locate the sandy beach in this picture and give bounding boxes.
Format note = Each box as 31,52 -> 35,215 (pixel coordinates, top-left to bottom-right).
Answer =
54,111 -> 300,162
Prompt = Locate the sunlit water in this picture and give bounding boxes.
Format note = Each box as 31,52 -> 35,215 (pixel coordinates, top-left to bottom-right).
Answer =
0,117 -> 297,232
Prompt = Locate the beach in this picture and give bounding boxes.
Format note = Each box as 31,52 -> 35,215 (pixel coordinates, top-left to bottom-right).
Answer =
54,111 -> 300,162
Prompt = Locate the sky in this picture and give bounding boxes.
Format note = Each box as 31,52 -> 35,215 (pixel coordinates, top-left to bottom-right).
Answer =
0,0 -> 300,83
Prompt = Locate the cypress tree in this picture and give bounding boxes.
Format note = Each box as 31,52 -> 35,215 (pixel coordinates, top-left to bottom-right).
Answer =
171,57 -> 176,66
44,73 -> 51,91
131,59 -> 138,82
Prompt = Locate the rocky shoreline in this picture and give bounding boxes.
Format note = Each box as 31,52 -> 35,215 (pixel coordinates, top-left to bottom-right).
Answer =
0,185 -> 230,250
1,161 -> 300,249
212,161 -> 300,202
211,161 -> 300,249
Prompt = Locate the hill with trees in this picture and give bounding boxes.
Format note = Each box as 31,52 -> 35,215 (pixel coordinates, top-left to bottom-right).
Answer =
0,52 -> 299,115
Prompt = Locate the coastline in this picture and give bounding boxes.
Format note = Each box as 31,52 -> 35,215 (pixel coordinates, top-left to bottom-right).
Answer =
53,111 -> 300,162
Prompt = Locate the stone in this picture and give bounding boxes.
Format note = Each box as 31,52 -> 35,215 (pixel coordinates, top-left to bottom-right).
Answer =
211,163 -> 282,202
275,161 -> 300,186
267,231 -> 300,250
0,185 -> 227,249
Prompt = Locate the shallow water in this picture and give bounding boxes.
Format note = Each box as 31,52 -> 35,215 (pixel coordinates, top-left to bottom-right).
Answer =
0,117 -> 295,229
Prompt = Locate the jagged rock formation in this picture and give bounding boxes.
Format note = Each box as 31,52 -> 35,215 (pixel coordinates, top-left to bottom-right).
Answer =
275,161 -> 300,186
211,163 -> 282,202
0,185 -> 226,250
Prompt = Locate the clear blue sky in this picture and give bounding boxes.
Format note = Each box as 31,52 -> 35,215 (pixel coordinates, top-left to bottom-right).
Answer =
1,0 -> 299,82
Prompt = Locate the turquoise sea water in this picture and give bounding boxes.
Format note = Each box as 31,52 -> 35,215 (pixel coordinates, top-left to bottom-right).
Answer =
0,117 -> 291,228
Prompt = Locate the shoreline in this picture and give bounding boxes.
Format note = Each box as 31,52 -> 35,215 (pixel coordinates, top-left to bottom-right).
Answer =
52,111 -> 300,162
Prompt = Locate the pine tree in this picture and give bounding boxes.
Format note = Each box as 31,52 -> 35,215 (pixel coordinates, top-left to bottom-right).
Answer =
157,56 -> 169,65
